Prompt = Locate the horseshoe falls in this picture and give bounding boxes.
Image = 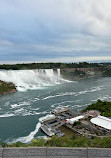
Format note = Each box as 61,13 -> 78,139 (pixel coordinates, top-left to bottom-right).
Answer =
0,69 -> 111,143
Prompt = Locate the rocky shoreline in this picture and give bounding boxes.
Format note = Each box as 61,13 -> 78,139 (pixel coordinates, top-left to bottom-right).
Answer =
0,80 -> 17,96
60,67 -> 111,80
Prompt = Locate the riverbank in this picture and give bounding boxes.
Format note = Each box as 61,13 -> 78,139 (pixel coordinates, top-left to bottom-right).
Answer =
60,67 -> 111,80
0,80 -> 16,96
1,100 -> 111,148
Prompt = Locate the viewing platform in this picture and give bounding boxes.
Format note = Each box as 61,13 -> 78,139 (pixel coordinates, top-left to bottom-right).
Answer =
0,147 -> 111,158
40,107 -> 111,138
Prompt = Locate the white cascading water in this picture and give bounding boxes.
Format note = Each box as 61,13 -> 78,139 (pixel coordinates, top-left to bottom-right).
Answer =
0,69 -> 65,91
12,122 -> 42,144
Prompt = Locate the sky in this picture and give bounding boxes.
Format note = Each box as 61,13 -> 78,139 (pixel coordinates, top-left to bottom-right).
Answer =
0,0 -> 111,64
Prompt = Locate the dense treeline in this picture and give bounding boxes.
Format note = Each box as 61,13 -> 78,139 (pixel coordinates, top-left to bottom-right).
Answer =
101,62 -> 111,65
0,62 -> 104,70
82,100 -> 111,117
46,136 -> 111,148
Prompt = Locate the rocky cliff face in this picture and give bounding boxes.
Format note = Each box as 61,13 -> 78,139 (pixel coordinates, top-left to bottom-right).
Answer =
0,80 -> 16,95
60,67 -> 111,80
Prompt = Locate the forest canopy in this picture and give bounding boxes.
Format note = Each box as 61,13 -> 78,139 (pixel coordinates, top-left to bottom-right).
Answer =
82,100 -> 111,117
0,62 -> 107,70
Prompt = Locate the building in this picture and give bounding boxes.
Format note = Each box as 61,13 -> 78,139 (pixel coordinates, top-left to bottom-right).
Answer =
66,115 -> 84,125
90,115 -> 111,130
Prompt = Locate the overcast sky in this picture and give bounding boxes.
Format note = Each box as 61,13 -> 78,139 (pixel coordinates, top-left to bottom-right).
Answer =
0,0 -> 111,64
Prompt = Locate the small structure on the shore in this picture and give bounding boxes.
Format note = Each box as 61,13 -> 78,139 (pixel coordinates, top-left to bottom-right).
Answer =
39,114 -> 56,123
83,110 -> 100,118
40,107 -> 77,137
91,115 -> 111,130
40,107 -> 111,137
66,115 -> 84,125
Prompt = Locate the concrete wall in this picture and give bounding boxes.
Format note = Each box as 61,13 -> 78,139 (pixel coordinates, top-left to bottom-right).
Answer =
0,147 -> 111,158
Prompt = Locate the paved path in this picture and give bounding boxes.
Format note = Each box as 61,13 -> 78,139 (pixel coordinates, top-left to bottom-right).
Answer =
0,147 -> 111,158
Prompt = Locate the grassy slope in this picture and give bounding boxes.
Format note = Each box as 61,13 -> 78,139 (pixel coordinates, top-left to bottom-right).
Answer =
1,135 -> 111,148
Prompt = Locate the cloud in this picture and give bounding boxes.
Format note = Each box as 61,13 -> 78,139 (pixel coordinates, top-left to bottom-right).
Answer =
0,0 -> 111,63
41,56 -> 111,63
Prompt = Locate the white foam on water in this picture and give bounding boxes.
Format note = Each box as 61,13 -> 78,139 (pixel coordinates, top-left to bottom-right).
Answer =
31,98 -> 40,102
42,92 -> 76,100
91,95 -> 110,102
28,107 -> 40,111
42,95 -> 55,100
33,111 -> 48,115
21,112 -> 33,116
51,100 -> 74,108
0,69 -> 67,91
91,99 -> 98,102
15,109 -> 32,116
90,86 -> 103,92
76,99 -> 83,102
12,122 -> 41,143
42,87 -> 102,101
4,102 -> 10,106
11,104 -> 19,109
1,107 -> 47,117
42,88 -> 101,100
0,113 -> 15,117
77,86 -> 103,96
0,109 -> 43,118
72,103 -> 89,108
78,90 -> 88,94
14,108 -> 24,115
11,101 -> 31,109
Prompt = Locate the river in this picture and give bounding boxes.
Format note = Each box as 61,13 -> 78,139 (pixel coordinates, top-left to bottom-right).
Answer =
0,69 -> 111,143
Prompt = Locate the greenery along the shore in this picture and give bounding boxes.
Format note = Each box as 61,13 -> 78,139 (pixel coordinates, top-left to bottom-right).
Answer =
82,99 -> 111,117
1,136 -> 111,148
0,62 -> 110,70
0,80 -> 16,95
1,100 -> 111,148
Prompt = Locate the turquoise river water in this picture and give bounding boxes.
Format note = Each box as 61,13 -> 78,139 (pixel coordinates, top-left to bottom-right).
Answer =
0,69 -> 111,143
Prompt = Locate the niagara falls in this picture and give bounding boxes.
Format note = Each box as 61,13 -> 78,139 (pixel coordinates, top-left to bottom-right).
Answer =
1,0 -> 111,153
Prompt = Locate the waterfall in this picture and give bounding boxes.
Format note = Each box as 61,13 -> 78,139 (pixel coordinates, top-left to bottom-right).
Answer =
0,69 -> 64,91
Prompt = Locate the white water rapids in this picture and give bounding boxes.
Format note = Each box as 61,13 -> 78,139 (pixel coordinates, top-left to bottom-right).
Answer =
0,70 -> 111,144
0,69 -> 66,91
12,115 -> 54,143
12,122 -> 42,144
0,69 -> 70,143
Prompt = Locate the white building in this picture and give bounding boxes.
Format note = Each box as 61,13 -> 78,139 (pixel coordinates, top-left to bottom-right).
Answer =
91,115 -> 111,130
66,115 -> 84,125
39,114 -> 56,123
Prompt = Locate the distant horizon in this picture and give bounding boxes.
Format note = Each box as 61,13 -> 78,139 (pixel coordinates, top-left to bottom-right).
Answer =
0,59 -> 111,65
